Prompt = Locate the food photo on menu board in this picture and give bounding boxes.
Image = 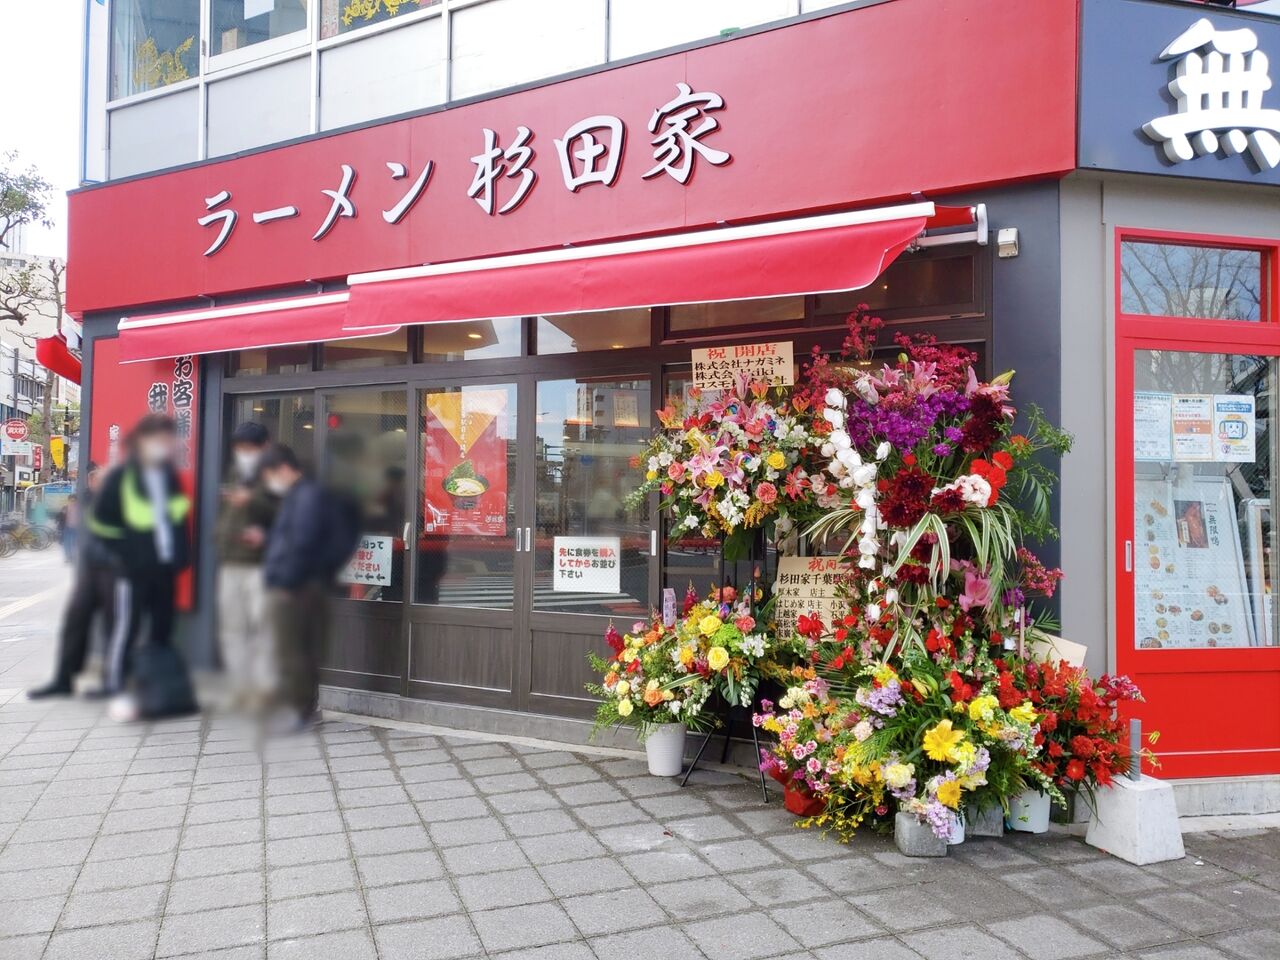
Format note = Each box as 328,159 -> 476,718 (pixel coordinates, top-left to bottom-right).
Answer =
1133,477 -> 1254,649
422,390 -> 510,537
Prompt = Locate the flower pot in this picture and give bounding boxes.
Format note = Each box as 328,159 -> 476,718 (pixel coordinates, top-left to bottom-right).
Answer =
948,811 -> 966,845
967,803 -> 1005,837
1009,789 -> 1051,833
783,783 -> 827,817
1051,790 -> 1095,825
894,811 -> 947,858
644,723 -> 687,777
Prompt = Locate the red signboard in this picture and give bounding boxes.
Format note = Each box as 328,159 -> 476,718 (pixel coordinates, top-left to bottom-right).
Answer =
89,337 -> 200,609
67,0 -> 1077,316
3,419 -> 28,442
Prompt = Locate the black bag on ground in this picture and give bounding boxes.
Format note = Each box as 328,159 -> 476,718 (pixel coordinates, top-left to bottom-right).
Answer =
132,644 -> 199,718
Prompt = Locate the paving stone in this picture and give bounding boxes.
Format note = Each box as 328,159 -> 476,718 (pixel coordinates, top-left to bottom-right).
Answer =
902,923 -> 1024,960
268,929 -> 378,960
373,915 -> 483,960
469,901 -> 578,953
728,866 -> 832,906
537,857 -> 637,897
0,864 -> 79,901
592,925 -> 703,960
90,826 -> 180,861
343,802 -> 423,831
156,903 -> 267,957
1135,945 -> 1236,960
684,911 -> 804,960
0,835 -> 93,871
167,870 -> 266,913
814,937 -> 925,960
441,839 -> 530,875
8,812 -> 103,843
176,841 -> 261,878
60,882 -> 168,928
269,859 -> 359,900
45,919 -> 160,960
415,796 -> 492,823
268,889 -> 368,940
1210,926 -> 1280,960
0,893 -> 65,937
700,837 -> 785,872
1064,903 -> 1180,951
266,832 -> 350,868
621,847 -> 716,883
848,885 -> 961,932
647,875 -> 752,920
517,829 -> 607,865
356,849 -> 445,887
428,815 -> 508,848
349,823 -> 434,856
985,913 -> 1109,960
560,887 -> 668,935
364,878 -> 461,924
502,809 -> 578,838
455,866 -> 554,911
1139,889 -> 1248,936
182,816 -> 264,848
666,814 -> 748,843
74,852 -> 176,892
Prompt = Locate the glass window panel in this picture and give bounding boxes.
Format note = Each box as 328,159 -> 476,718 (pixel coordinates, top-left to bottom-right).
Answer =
668,296 -> 805,334
230,392 -> 317,471
813,255 -> 976,317
323,389 -> 409,602
535,310 -> 650,355
211,0 -> 310,57
111,0 -> 200,99
1121,241 -> 1264,321
320,0 -> 439,38
1132,350 -> 1276,649
321,329 -> 410,370
416,383 -> 518,607
228,344 -> 313,377
534,378 -> 651,617
421,318 -> 521,362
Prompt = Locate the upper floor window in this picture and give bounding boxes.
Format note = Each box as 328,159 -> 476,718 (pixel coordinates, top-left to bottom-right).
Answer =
320,0 -> 440,39
1120,239 -> 1266,322
211,0 -> 311,58
111,0 -> 200,99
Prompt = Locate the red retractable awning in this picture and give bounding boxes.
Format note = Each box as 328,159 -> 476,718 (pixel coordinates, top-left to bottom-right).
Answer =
344,201 -> 960,331
35,334 -> 82,385
116,292 -> 400,363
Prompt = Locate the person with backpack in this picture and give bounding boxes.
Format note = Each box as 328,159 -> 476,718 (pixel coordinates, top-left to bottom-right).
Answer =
87,414 -> 197,721
260,444 -> 360,732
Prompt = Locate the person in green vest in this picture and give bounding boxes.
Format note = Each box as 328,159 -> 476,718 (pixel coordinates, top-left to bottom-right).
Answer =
89,414 -> 192,705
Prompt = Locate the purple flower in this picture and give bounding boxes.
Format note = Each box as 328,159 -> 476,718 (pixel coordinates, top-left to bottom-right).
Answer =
932,443 -> 952,456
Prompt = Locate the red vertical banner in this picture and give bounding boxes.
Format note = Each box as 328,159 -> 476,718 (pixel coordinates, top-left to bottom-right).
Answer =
89,338 -> 200,610
422,389 -> 509,537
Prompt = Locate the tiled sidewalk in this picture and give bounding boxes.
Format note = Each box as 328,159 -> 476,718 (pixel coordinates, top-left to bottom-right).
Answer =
1,694 -> 1278,960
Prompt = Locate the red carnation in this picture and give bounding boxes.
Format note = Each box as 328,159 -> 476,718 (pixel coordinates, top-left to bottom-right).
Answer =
1065,759 -> 1087,781
1070,735 -> 1097,760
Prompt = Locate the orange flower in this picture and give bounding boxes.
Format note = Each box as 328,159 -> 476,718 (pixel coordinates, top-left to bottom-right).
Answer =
644,686 -> 665,707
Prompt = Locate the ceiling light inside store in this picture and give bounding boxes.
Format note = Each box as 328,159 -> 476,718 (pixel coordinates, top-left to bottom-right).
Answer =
467,332 -> 483,340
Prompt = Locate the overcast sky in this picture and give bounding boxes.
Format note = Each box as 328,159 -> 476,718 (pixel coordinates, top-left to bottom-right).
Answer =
0,1 -> 84,258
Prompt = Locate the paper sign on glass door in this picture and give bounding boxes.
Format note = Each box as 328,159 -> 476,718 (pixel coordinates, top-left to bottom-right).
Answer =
1171,394 -> 1213,462
553,536 -> 621,593
1134,391 -> 1173,462
1213,394 -> 1256,463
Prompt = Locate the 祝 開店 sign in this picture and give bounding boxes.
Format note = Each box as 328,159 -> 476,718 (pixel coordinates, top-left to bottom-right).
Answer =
553,536 -> 621,594
773,556 -> 852,634
691,341 -> 794,392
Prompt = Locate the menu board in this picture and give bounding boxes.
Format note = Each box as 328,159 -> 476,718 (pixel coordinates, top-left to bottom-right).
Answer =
1134,392 -> 1256,464
692,341 -> 794,392
553,536 -> 621,593
773,556 -> 852,635
423,390 -> 510,536
1134,476 -> 1253,649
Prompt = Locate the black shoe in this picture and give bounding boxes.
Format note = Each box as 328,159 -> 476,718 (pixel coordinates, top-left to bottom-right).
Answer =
26,682 -> 73,700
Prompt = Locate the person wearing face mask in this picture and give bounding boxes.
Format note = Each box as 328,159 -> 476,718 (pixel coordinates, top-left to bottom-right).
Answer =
88,414 -> 193,711
214,421 -> 278,712
260,444 -> 360,732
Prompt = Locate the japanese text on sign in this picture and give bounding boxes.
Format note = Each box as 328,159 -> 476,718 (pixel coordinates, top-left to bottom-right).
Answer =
198,82 -> 730,256
553,536 -> 621,594
772,556 -> 852,635
340,535 -> 393,587
691,341 -> 794,393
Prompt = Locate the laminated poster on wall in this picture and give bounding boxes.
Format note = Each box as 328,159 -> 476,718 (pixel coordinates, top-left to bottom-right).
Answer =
1133,476 -> 1254,649
772,556 -> 852,635
552,536 -> 621,594
422,390 -> 509,537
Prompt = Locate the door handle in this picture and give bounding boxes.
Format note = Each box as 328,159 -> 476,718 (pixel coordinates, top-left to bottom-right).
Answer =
1124,539 -> 1132,573
514,527 -> 522,553
402,521 -> 411,549
651,529 -> 658,557
525,527 -> 532,553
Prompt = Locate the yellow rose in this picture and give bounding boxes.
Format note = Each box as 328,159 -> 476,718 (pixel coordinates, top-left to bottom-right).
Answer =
698,615 -> 723,637
703,470 -> 724,489
935,778 -> 962,809
707,646 -> 730,671
1010,701 -> 1038,725
617,698 -> 633,717
615,680 -> 630,696
766,451 -> 786,470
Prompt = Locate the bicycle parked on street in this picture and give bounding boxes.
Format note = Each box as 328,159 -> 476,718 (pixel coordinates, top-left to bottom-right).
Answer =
0,515 -> 54,554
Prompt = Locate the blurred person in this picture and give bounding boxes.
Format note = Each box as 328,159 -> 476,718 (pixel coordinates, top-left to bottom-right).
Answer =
260,444 -> 360,732
56,493 -> 81,563
215,422 -> 278,710
26,467 -> 121,699
89,415 -> 196,720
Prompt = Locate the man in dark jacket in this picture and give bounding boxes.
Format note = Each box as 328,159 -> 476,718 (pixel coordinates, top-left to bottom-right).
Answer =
89,414 -> 191,700
260,444 -> 334,731
215,421 -> 278,709
27,465 -> 121,699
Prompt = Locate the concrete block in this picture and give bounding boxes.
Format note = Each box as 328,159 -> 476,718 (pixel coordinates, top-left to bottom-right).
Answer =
967,803 -> 1005,837
1086,774 -> 1185,865
894,811 -> 947,858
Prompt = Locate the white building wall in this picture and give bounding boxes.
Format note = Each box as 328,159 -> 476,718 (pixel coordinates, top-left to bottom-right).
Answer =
93,0 -> 819,181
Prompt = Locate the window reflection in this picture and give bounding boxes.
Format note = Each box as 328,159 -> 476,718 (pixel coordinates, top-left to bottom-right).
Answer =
422,318 -> 521,361
1121,241 -> 1263,321
111,0 -> 200,99
320,0 -> 439,38
211,0 -> 309,57
534,379 -> 651,617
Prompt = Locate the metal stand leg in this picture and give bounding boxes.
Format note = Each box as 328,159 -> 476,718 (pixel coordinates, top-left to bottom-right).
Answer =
680,727 -> 716,787
750,713 -> 769,802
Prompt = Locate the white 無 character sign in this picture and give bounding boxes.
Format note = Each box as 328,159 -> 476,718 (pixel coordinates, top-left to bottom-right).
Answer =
1143,17 -> 1280,171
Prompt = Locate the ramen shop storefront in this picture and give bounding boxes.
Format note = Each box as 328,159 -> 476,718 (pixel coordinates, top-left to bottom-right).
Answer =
68,0 -> 1076,737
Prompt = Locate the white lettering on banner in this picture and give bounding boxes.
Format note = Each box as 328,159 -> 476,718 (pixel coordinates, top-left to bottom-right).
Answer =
691,341 -> 794,393
772,556 -> 852,636
552,536 -> 621,594
1143,17 -> 1280,170
340,535 -> 393,586
197,84 -> 728,255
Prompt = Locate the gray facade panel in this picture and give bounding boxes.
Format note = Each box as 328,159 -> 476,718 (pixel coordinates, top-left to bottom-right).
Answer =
108,89 -> 200,180
207,57 -> 312,159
